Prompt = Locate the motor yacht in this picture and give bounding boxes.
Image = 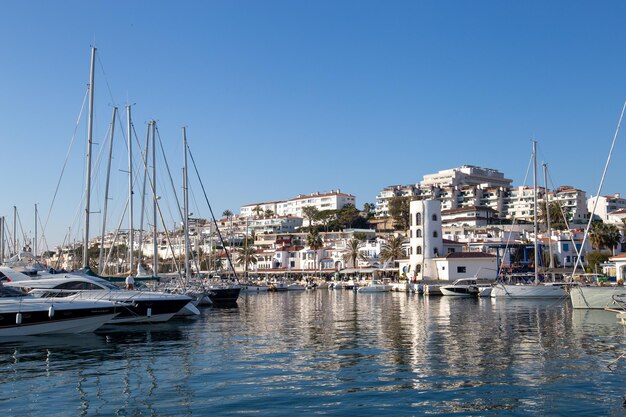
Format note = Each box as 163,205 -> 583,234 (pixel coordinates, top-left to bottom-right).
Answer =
0,285 -> 121,336
3,270 -> 193,324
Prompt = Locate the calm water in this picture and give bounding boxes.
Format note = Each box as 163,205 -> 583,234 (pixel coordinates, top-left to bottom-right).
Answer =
1,291 -> 626,416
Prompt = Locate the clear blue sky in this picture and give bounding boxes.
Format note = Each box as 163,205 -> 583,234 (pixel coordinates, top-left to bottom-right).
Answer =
2,1 -> 626,249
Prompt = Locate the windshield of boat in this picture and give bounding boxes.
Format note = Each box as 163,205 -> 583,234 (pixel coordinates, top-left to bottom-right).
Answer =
0,286 -> 28,297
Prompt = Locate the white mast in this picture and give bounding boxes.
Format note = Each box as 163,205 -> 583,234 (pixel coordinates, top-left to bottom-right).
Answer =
182,127 -> 190,284
543,163 -> 555,276
137,121 -> 151,270
34,204 -> 37,259
99,106 -> 117,274
83,47 -> 96,268
126,105 -> 134,275
152,121 -> 158,276
532,140 -> 539,284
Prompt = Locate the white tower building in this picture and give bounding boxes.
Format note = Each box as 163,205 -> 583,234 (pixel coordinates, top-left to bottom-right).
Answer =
409,199 -> 443,280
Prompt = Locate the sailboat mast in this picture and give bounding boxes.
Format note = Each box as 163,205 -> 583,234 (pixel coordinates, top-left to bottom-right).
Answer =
0,216 -> 4,263
532,140 -> 539,284
137,121 -> 151,270
127,105 -> 135,275
182,127 -> 190,284
13,206 -> 17,255
152,121 -> 158,276
34,203 -> 37,259
543,163 -> 555,274
99,106 -> 117,274
83,47 -> 96,269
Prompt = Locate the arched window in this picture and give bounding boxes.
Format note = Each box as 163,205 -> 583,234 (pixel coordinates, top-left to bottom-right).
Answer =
432,214 -> 438,221
415,265 -> 421,273
416,246 -> 422,255
433,247 -> 439,256
416,229 -> 422,238
416,213 -> 422,226
433,231 -> 438,238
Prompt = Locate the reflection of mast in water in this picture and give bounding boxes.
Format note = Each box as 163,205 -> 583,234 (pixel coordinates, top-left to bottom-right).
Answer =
76,371 -> 89,417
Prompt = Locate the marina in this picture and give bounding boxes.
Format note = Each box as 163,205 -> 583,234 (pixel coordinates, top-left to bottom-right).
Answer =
1,290 -> 626,416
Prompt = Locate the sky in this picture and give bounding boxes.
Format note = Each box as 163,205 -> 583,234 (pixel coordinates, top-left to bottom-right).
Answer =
2,1 -> 626,250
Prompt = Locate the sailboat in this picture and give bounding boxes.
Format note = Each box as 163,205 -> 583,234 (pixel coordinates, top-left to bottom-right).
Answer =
569,103 -> 626,309
491,141 -> 568,299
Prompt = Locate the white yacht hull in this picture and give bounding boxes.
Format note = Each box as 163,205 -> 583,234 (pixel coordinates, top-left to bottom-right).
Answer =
569,286 -> 626,309
440,286 -> 476,297
491,284 -> 567,299
1,313 -> 118,336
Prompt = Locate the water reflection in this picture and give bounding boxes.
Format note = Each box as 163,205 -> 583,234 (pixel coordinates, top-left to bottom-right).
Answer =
2,292 -> 626,416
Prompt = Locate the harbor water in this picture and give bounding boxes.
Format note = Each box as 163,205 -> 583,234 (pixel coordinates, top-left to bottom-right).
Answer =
1,290 -> 626,416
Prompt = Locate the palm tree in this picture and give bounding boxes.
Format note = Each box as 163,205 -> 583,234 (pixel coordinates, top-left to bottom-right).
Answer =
306,229 -> 324,271
589,222 -> 622,254
252,205 -> 263,217
343,238 -> 365,268
222,209 -> 234,248
235,246 -> 258,275
264,209 -> 274,218
379,235 -> 406,269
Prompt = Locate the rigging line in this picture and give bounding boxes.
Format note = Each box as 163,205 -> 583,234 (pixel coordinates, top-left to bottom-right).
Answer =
155,126 -> 184,221
573,101 -> 626,276
186,141 -> 239,279
96,54 -> 118,107
102,198 -> 128,274
41,87 -> 90,239
15,210 -> 27,250
36,211 -> 50,257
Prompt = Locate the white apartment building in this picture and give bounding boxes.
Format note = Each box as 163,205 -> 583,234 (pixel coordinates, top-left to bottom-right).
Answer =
374,184 -> 419,217
421,165 -> 513,189
502,186 -> 545,222
247,216 -> 303,235
548,186 -> 588,224
441,206 -> 497,228
588,193 -> 626,222
375,165 -> 511,219
240,190 -> 356,225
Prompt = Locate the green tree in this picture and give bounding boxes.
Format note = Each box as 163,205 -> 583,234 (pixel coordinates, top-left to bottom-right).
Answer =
388,196 -> 411,231
302,206 -> 320,230
252,205 -> 263,217
317,210 -> 336,232
264,209 -> 274,218
363,202 -> 375,218
586,250 -> 609,273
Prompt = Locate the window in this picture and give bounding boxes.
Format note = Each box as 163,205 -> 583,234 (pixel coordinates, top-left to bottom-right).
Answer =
416,229 -> 422,238
433,247 -> 439,256
416,246 -> 422,255
415,265 -> 421,273
415,213 -> 422,226
563,243 -> 569,252
433,231 -> 438,238
432,214 -> 438,221
457,266 -> 466,273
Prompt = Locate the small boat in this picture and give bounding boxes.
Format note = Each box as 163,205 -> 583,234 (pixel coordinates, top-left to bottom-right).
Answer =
357,280 -> 391,293
240,283 -> 270,293
287,282 -> 306,291
440,278 -> 492,297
